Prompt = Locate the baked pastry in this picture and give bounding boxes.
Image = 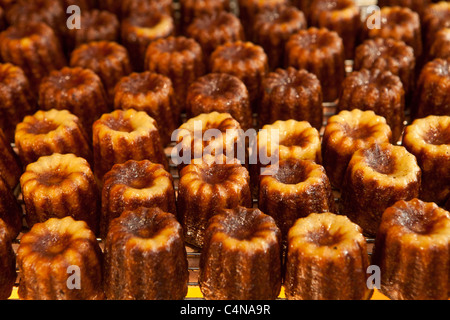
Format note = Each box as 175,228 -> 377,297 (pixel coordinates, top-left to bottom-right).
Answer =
61,0 -> 95,11
372,198 -> 450,300
145,36 -> 205,113
258,158 -> 336,243
285,27 -> 345,102
0,128 -> 22,190
100,159 -> 176,238
92,109 -> 167,182
413,58 -> 450,118
309,0 -> 361,59
38,67 -> 109,137
177,155 -> 252,248
354,38 -> 416,99
186,11 -> 245,59
361,6 -> 422,58
0,63 -> 36,142
253,5 -> 306,69
430,28 -> 450,60
422,1 -> 450,52
338,68 -> 405,142
70,40 -> 132,103
180,0 -> 230,32
20,153 -> 100,234
340,143 -> 421,236
120,0 -> 173,18
186,73 -> 252,131
121,12 -> 174,72
292,0 -> 314,18
17,216 -> 104,300
103,207 -> 188,300
15,109 -> 92,166
199,206 -> 282,300
259,67 -> 323,130
322,109 -> 393,189
402,116 -> 450,204
0,176 -> 23,241
0,219 -> 16,300
284,212 -> 372,300
0,21 -> 66,93
210,41 -> 268,108
377,0 -> 430,18
113,71 -> 177,146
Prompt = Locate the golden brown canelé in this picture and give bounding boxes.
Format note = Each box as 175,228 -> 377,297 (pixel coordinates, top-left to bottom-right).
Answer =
210,41 -> 268,108
422,1 -> 450,52
70,40 -> 132,103
253,5 -> 306,70
0,63 -> 36,142
177,155 -> 252,248
38,67 -> 109,137
104,207 -> 188,300
372,198 -> 450,300
0,21 -> 66,93
179,0 -> 230,32
338,68 -> 405,142
113,71 -> 177,146
186,11 -> 245,60
120,0 -> 173,19
285,27 -> 345,102
322,109 -> 393,189
92,109 -> 167,182
0,219 -> 16,300
101,159 -> 176,238
259,67 -> 323,130
377,0 -> 430,18
121,12 -> 174,72
186,73 -> 252,131
199,206 -> 282,300
340,143 -> 421,236
354,38 -> 416,99
362,6 -> 422,58
413,58 -> 450,118
17,216 -> 104,300
402,116 -> 450,204
15,109 -> 92,167
0,128 -> 22,190
258,158 -> 336,242
309,0 -> 361,59
0,175 -> 23,241
145,36 -> 205,113
430,28 -> 450,60
284,212 -> 372,300
20,153 -> 100,234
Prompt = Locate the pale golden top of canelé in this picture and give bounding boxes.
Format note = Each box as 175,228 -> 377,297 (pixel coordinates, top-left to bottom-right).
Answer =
311,0 -> 360,20
258,119 -> 321,161
287,212 -> 366,258
122,12 -> 174,38
402,115 -> 450,157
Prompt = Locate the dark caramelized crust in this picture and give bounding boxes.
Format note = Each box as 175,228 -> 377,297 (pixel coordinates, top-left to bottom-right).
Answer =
101,160 -> 176,238
177,156 -> 252,248
259,67 -> 323,130
186,73 -> 252,130
285,27 -> 345,102
0,176 -> 22,241
92,109 -> 168,182
20,153 -> 100,234
180,0 -> 230,31
0,22 -> 66,93
322,109 -> 392,189
253,5 -> 306,69
354,38 -> 416,98
372,198 -> 450,300
338,68 -> 405,141
0,219 -> 16,300
402,116 -> 450,204
0,128 -> 22,190
145,36 -> 205,113
340,143 -> 421,236
284,212 -> 372,300
414,58 -> 450,118
309,0 -> 361,59
292,0 -> 314,17
103,207 -> 188,300
377,0 -> 430,19
186,11 -> 245,59
0,63 -> 36,142
120,0 -> 173,18
15,109 -> 92,166
70,41 -> 132,103
114,71 -> 177,146
210,41 -> 268,107
259,159 -> 336,243
17,216 -> 104,300
38,67 -> 109,137
199,206 -> 282,300
422,1 -> 450,51
430,28 -> 450,60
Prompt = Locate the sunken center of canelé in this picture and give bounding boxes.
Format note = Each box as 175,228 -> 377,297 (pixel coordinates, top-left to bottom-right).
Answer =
26,119 -> 60,135
306,226 -> 344,247
274,160 -> 310,185
364,145 -> 397,175
201,165 -> 232,185
423,126 -> 450,145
